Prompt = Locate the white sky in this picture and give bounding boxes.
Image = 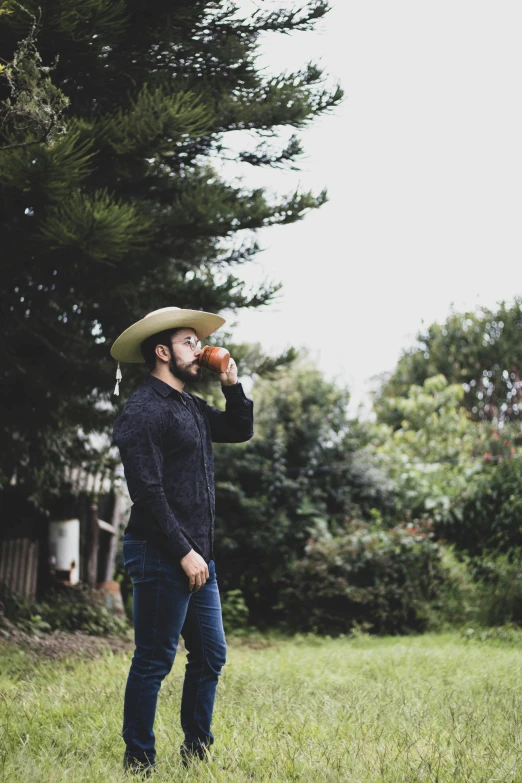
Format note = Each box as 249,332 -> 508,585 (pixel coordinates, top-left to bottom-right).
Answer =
219,1 -> 522,412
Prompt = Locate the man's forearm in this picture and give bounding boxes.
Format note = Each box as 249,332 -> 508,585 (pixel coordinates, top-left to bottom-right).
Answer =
135,489 -> 192,561
208,382 -> 254,442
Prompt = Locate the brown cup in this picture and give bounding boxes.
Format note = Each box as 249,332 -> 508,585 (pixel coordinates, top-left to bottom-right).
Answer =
198,346 -> 230,374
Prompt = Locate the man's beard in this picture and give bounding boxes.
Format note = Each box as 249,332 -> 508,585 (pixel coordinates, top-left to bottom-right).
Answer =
168,352 -> 202,384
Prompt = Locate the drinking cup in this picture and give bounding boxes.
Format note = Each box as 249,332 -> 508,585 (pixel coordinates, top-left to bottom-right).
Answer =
198,346 -> 230,373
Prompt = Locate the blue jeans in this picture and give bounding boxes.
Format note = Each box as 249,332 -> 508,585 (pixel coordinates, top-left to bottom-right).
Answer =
122,533 -> 227,768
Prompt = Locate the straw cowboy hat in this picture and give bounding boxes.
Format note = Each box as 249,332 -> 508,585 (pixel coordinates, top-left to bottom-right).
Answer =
110,306 -> 226,395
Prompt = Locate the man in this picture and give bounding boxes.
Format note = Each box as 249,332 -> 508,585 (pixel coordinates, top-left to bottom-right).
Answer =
111,307 -> 254,776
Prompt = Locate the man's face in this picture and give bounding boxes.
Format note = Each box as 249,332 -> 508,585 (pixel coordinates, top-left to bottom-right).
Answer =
167,328 -> 202,383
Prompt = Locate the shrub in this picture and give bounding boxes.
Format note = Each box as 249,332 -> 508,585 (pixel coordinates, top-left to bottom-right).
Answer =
429,545 -> 482,628
440,457 -> 522,555
466,551 -> 522,626
0,583 -> 130,637
280,520 -> 446,635
220,589 -> 250,634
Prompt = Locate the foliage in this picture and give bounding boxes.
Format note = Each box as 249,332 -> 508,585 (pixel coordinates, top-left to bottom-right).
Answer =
429,545 -> 482,629
367,299 -> 522,588
220,588 -> 250,634
374,298 -> 522,426
279,518 -> 446,635
0,582 -> 130,637
373,374 -> 519,526
440,456 -> 522,556
213,356 -> 392,625
369,372 -> 522,628
459,549 -> 522,627
0,2 -> 70,149
0,1 -> 342,510
357,301 -> 522,633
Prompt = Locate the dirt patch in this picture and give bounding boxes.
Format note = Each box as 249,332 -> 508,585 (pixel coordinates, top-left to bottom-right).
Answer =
227,637 -> 276,649
0,617 -> 276,664
0,616 -> 135,662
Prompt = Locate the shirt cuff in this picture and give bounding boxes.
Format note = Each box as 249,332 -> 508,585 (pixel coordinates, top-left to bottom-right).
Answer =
167,531 -> 193,561
221,381 -> 247,399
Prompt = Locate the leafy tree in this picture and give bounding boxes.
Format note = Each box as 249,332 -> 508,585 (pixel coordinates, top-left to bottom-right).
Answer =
213,356 -> 391,624
373,374 -> 519,531
0,1 -> 342,510
374,299 -> 522,427
371,302 -> 522,565
374,376 -> 484,524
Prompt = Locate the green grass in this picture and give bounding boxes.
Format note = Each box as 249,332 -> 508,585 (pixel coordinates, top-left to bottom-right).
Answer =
1,632 -> 522,782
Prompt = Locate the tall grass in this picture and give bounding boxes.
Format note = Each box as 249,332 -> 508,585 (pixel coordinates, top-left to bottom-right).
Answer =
1,632 -> 522,782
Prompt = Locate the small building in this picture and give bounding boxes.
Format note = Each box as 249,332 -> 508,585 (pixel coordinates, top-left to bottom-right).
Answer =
0,469 -> 129,598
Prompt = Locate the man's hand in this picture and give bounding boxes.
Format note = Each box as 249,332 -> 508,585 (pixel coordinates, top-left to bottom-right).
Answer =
219,356 -> 238,386
180,549 -> 209,592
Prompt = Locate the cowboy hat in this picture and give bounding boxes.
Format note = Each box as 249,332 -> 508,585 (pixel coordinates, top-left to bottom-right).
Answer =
110,306 -> 226,394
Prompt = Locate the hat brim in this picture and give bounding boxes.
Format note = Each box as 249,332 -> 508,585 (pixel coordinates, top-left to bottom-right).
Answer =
110,308 -> 226,363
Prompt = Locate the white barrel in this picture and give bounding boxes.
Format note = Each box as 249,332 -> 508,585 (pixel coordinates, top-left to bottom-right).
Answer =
49,519 -> 80,585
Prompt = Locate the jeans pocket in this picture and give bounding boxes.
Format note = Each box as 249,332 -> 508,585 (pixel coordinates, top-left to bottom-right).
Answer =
123,540 -> 147,584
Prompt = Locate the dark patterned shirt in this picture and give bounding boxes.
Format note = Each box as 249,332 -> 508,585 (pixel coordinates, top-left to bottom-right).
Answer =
112,374 -> 254,562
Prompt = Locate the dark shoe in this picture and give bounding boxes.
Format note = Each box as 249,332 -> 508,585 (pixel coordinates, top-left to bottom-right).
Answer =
123,756 -> 156,777
180,742 -> 214,767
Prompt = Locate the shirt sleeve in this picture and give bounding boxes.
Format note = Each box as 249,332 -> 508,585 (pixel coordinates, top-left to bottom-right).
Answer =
113,403 -> 192,561
194,382 -> 254,443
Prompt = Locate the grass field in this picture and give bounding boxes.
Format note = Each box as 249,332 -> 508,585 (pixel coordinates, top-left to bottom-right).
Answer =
1,631 -> 522,782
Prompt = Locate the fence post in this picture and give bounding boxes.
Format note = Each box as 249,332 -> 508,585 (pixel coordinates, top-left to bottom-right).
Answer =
85,502 -> 99,588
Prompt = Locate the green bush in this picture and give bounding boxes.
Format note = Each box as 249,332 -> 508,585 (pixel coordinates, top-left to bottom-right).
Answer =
280,519 -> 446,635
0,583 -> 130,637
427,546 -> 480,628
466,551 -> 522,626
413,546 -> 522,631
220,589 -> 250,634
440,457 -> 522,555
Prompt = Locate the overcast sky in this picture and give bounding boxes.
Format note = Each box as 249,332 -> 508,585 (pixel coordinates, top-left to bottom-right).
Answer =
219,1 -> 522,412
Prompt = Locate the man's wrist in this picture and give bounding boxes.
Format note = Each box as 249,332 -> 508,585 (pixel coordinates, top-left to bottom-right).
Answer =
169,536 -> 192,562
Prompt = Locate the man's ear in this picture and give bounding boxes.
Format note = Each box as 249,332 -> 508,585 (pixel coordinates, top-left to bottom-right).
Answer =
155,343 -> 170,364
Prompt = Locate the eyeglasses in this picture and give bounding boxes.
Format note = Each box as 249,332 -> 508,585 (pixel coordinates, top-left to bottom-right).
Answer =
171,336 -> 202,352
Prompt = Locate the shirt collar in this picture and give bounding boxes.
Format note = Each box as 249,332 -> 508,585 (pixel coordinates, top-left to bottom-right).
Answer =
144,374 -> 184,400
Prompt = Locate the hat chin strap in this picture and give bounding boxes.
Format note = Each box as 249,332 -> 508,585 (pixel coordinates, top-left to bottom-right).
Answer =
113,361 -> 122,396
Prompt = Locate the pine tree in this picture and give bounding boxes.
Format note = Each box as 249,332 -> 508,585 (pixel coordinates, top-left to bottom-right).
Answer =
0,1 -> 342,508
